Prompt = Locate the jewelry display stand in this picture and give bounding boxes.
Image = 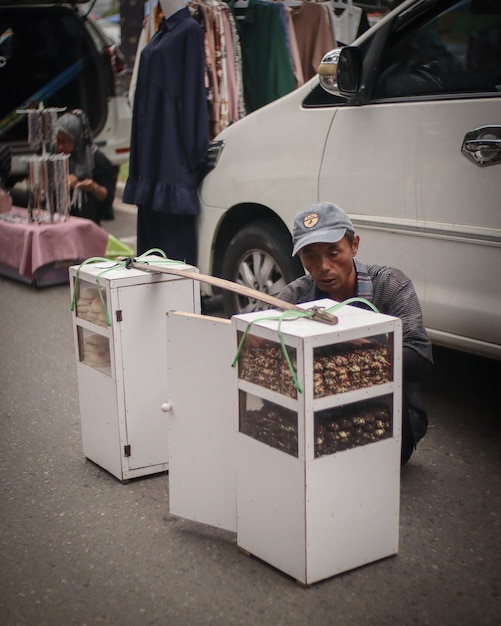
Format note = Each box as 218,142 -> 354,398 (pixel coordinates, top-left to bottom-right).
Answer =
19,102 -> 70,223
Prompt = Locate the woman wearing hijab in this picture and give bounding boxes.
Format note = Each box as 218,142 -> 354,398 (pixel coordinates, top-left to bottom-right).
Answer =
54,109 -> 117,224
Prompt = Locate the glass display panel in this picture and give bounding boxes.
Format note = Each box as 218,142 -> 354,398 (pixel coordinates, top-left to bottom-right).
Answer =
239,391 -> 298,457
313,333 -> 393,398
77,326 -> 111,375
74,279 -> 108,328
314,395 -> 393,457
237,332 -> 298,399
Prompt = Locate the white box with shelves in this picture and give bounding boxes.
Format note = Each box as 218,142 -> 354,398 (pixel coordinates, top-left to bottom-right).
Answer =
233,300 -> 402,585
70,258 -> 201,481
166,300 -> 402,585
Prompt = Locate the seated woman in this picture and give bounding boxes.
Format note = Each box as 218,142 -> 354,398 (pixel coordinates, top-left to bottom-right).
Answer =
54,109 -> 117,224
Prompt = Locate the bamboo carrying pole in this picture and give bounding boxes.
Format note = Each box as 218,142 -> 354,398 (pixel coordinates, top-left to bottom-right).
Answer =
125,260 -> 338,325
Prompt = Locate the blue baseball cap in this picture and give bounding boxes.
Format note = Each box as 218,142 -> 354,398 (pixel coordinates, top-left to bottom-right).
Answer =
292,202 -> 354,256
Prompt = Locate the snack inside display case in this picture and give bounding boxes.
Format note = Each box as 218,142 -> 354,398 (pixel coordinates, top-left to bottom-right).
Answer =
239,390 -> 394,459
75,283 -> 108,328
238,336 -> 298,399
312,334 -> 392,397
239,391 -> 299,457
237,327 -> 395,458
76,327 -> 111,374
314,396 -> 392,457
73,276 -> 112,375
238,331 -> 393,399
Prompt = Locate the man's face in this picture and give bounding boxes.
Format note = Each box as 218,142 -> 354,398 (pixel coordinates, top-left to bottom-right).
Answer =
298,235 -> 359,300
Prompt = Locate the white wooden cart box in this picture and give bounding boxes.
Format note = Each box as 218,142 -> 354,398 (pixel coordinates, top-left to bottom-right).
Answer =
167,300 -> 402,586
70,258 -> 200,482
234,300 -> 402,585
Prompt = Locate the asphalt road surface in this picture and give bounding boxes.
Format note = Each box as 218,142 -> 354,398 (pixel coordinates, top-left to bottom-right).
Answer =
0,202 -> 499,625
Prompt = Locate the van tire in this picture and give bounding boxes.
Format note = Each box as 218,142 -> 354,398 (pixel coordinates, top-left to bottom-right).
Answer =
221,220 -> 304,317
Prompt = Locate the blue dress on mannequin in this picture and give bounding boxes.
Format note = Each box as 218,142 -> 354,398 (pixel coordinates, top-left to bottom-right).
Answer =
124,8 -> 208,264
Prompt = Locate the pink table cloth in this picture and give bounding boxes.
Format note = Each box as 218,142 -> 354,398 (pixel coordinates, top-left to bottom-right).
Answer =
0,208 -> 109,279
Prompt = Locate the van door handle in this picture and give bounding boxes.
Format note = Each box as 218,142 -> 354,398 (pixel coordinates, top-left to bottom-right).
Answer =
461,126 -> 501,167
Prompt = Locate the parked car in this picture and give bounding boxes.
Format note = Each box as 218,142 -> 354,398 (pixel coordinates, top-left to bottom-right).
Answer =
0,0 -> 131,183
198,0 -> 501,361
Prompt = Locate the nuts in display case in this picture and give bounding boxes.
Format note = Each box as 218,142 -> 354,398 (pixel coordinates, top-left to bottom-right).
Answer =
239,392 -> 393,458
236,313 -> 396,461
314,396 -> 392,457
239,392 -> 299,457
237,333 -> 392,399
313,338 -> 391,397
238,339 -> 298,398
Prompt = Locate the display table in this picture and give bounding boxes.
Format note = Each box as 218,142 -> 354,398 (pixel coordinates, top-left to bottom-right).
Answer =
0,208 -> 109,286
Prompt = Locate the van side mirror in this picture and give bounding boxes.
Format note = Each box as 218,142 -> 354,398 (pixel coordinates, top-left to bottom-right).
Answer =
318,46 -> 362,97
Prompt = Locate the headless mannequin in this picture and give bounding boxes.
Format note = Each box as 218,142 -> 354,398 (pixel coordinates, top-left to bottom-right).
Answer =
159,0 -> 186,20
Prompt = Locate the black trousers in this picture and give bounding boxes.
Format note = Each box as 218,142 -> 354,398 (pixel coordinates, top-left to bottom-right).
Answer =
401,382 -> 428,465
136,207 -> 197,266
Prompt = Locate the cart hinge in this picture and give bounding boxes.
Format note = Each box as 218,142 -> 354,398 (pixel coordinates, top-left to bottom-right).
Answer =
124,444 -> 131,457
116,309 -> 123,322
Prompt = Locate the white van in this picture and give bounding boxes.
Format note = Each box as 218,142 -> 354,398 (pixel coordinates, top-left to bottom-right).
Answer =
197,0 -> 501,361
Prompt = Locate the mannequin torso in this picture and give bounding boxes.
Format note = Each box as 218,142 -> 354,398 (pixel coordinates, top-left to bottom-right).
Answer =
159,0 -> 186,20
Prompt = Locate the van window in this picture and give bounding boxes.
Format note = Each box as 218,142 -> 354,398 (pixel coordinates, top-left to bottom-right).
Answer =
374,0 -> 501,99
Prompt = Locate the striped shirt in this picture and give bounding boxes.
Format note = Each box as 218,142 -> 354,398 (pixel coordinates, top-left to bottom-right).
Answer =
278,258 -> 433,365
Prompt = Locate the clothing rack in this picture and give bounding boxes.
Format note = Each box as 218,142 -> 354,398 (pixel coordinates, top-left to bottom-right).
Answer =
130,0 -> 366,142
231,0 -> 361,45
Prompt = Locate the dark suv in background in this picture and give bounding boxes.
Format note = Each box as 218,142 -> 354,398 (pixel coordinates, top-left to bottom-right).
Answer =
0,0 -> 131,183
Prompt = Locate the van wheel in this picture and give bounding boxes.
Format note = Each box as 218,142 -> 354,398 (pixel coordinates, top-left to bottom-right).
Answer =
221,221 -> 304,317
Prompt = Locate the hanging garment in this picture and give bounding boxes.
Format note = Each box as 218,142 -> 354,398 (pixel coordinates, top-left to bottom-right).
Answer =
332,3 -> 363,45
229,0 -> 296,113
196,2 -> 221,138
123,8 -> 208,216
220,4 -> 245,124
291,1 -> 336,82
285,5 -> 305,88
128,4 -> 165,108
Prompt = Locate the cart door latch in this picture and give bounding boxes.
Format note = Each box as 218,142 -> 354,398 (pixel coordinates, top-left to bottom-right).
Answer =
124,444 -> 131,457
116,310 -> 123,322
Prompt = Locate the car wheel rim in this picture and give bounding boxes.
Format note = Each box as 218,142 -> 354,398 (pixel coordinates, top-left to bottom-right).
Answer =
235,250 -> 287,313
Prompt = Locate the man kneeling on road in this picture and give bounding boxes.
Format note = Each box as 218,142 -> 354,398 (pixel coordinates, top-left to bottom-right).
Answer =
278,202 -> 433,464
